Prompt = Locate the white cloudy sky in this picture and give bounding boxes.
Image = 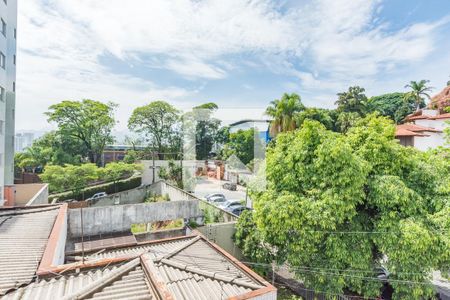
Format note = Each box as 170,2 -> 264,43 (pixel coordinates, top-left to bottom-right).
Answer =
16,0 -> 450,132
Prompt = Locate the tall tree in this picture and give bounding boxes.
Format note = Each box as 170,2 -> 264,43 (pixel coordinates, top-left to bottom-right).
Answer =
192,102 -> 221,160
296,108 -> 334,130
46,100 -> 116,165
128,101 -> 180,158
366,92 -> 420,124
335,86 -> 368,115
236,116 -> 450,299
266,93 -> 305,137
221,129 -> 262,165
404,80 -> 433,111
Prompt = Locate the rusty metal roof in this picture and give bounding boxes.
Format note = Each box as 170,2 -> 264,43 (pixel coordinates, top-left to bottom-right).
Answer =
0,206 -> 60,295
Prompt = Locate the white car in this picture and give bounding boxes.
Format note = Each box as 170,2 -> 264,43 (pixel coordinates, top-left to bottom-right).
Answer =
205,193 -> 226,202
209,196 -> 227,205
87,192 -> 107,201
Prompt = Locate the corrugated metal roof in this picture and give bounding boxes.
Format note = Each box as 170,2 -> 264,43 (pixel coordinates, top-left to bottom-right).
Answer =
0,206 -> 60,295
82,236 -> 196,261
2,259 -> 154,300
4,235 -> 271,299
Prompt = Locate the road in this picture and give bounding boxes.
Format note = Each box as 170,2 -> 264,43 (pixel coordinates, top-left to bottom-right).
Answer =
193,177 -> 248,202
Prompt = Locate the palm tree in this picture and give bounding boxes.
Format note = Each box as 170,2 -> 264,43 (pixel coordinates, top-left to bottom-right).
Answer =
265,93 -> 305,137
404,80 -> 433,111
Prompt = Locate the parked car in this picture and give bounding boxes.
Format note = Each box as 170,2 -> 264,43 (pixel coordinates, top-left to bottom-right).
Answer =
229,206 -> 250,216
222,182 -> 237,191
205,193 -> 226,202
87,192 -> 107,201
209,196 -> 227,205
219,199 -> 243,210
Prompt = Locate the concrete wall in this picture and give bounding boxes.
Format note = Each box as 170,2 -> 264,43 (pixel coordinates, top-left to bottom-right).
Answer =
414,132 -> 446,151
89,185 -> 151,207
197,221 -> 243,259
68,200 -> 203,237
14,183 -> 48,206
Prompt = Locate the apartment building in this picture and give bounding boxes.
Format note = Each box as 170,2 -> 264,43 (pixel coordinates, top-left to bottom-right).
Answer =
0,0 -> 16,204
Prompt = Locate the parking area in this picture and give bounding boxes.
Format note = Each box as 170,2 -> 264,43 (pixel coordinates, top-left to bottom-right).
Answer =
193,177 -> 247,201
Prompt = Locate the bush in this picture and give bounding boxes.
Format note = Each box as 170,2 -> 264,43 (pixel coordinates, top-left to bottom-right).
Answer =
49,176 -> 142,202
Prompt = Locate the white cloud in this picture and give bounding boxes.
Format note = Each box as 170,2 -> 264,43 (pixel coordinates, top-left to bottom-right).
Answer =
16,0 -> 450,130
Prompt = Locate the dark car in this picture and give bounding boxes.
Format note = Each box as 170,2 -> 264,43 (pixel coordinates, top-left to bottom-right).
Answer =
222,182 -> 237,191
229,206 -> 250,216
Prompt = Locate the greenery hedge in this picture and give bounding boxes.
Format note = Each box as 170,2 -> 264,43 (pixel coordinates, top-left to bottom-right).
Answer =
49,176 -> 142,202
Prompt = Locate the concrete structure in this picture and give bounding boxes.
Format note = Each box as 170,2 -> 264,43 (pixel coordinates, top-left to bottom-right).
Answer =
68,200 -> 203,237
14,183 -> 48,206
0,0 -> 17,205
396,110 -> 449,150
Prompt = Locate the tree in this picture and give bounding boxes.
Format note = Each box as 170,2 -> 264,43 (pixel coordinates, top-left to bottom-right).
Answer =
222,129 -> 262,165
296,108 -> 334,130
99,162 -> 141,193
335,86 -> 368,115
158,160 -> 183,188
128,101 -> 180,158
40,163 -> 99,195
404,80 -> 433,111
236,115 -> 449,299
366,92 -> 420,123
266,93 -> 305,137
46,100 -> 116,165
192,103 -> 221,160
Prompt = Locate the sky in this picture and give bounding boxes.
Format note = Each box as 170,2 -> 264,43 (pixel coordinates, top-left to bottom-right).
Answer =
16,0 -> 450,133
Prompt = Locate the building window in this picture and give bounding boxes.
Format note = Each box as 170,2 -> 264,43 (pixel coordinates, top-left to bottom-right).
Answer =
0,86 -> 4,101
14,28 -> 16,39
1,19 -> 5,37
13,54 -> 15,65
0,52 -> 5,69
12,82 -> 15,92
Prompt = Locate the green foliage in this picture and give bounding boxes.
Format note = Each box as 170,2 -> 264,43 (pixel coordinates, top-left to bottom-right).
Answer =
367,92 -> 419,123
236,115 -> 450,299
40,163 -> 99,195
128,101 -> 181,156
335,86 -> 368,115
46,99 -> 116,164
48,176 -> 142,202
158,160 -> 183,188
335,111 -> 361,133
266,93 -> 305,137
222,129 -> 262,165
404,80 -> 433,111
192,103 -> 221,160
296,108 -> 334,130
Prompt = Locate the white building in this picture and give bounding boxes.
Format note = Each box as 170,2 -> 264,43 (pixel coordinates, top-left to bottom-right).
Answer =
15,132 -> 34,152
396,110 -> 449,151
0,0 -> 17,204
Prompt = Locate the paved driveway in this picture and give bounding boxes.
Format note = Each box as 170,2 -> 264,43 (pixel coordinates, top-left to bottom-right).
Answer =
193,177 -> 248,203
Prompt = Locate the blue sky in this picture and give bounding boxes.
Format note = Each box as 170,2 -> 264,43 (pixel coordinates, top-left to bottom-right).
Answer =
16,0 -> 450,132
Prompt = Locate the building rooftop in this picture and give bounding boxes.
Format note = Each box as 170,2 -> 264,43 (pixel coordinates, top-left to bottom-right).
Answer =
4,235 -> 275,300
0,206 -> 60,295
395,123 -> 441,137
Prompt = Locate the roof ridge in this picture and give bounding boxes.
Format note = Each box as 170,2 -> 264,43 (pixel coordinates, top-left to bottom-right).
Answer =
60,258 -> 141,300
160,258 -> 263,290
154,235 -> 202,262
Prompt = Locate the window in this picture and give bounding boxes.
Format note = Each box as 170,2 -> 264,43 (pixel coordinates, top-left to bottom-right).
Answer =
14,28 -> 16,39
0,86 -> 4,101
0,52 -> 5,69
0,120 -> 4,134
12,81 -> 15,92
1,18 -> 5,37
13,54 -> 15,65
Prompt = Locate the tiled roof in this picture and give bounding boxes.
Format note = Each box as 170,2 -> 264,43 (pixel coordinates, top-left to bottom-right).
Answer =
429,112 -> 450,120
0,206 -> 60,295
4,235 -> 274,300
2,258 -> 154,300
395,123 -> 440,137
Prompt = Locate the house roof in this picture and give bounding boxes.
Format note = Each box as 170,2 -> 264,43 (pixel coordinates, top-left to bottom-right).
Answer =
395,123 -> 441,137
4,235 -> 275,300
429,85 -> 450,110
0,206 -> 61,295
